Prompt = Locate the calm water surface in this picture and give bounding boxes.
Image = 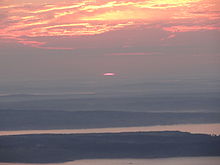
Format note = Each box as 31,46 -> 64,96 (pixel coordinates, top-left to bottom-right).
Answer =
0,157 -> 220,165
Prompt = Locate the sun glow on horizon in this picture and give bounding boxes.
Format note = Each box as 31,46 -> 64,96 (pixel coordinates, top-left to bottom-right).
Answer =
103,73 -> 116,76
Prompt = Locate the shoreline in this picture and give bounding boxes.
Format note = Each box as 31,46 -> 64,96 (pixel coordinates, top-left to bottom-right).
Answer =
0,123 -> 220,136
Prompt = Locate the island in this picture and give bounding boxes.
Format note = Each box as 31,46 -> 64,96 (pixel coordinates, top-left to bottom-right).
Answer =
0,131 -> 220,163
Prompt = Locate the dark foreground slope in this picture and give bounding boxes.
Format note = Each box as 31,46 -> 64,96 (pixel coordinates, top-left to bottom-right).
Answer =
0,131 -> 220,163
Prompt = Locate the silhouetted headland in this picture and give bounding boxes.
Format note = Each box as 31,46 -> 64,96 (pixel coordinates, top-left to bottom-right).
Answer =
0,131 -> 220,163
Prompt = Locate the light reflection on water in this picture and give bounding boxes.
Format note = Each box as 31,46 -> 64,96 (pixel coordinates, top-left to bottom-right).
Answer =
0,123 -> 220,136
0,157 -> 220,165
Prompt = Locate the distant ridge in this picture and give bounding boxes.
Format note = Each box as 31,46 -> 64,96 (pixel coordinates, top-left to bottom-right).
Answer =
1,110 -> 220,131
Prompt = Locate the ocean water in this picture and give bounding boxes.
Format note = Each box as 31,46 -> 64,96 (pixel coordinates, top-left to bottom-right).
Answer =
63,157 -> 220,165
0,157 -> 220,165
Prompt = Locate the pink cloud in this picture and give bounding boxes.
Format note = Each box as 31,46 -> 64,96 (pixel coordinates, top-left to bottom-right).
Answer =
163,25 -> 220,33
106,52 -> 160,56
0,0 -> 219,48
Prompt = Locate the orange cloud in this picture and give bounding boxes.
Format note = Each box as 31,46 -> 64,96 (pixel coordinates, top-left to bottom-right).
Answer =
0,0 -> 219,49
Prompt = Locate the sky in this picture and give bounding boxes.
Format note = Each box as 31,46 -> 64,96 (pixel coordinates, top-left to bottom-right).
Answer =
0,0 -> 219,84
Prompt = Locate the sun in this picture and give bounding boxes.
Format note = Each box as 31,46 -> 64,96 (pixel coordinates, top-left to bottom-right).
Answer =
103,73 -> 116,76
